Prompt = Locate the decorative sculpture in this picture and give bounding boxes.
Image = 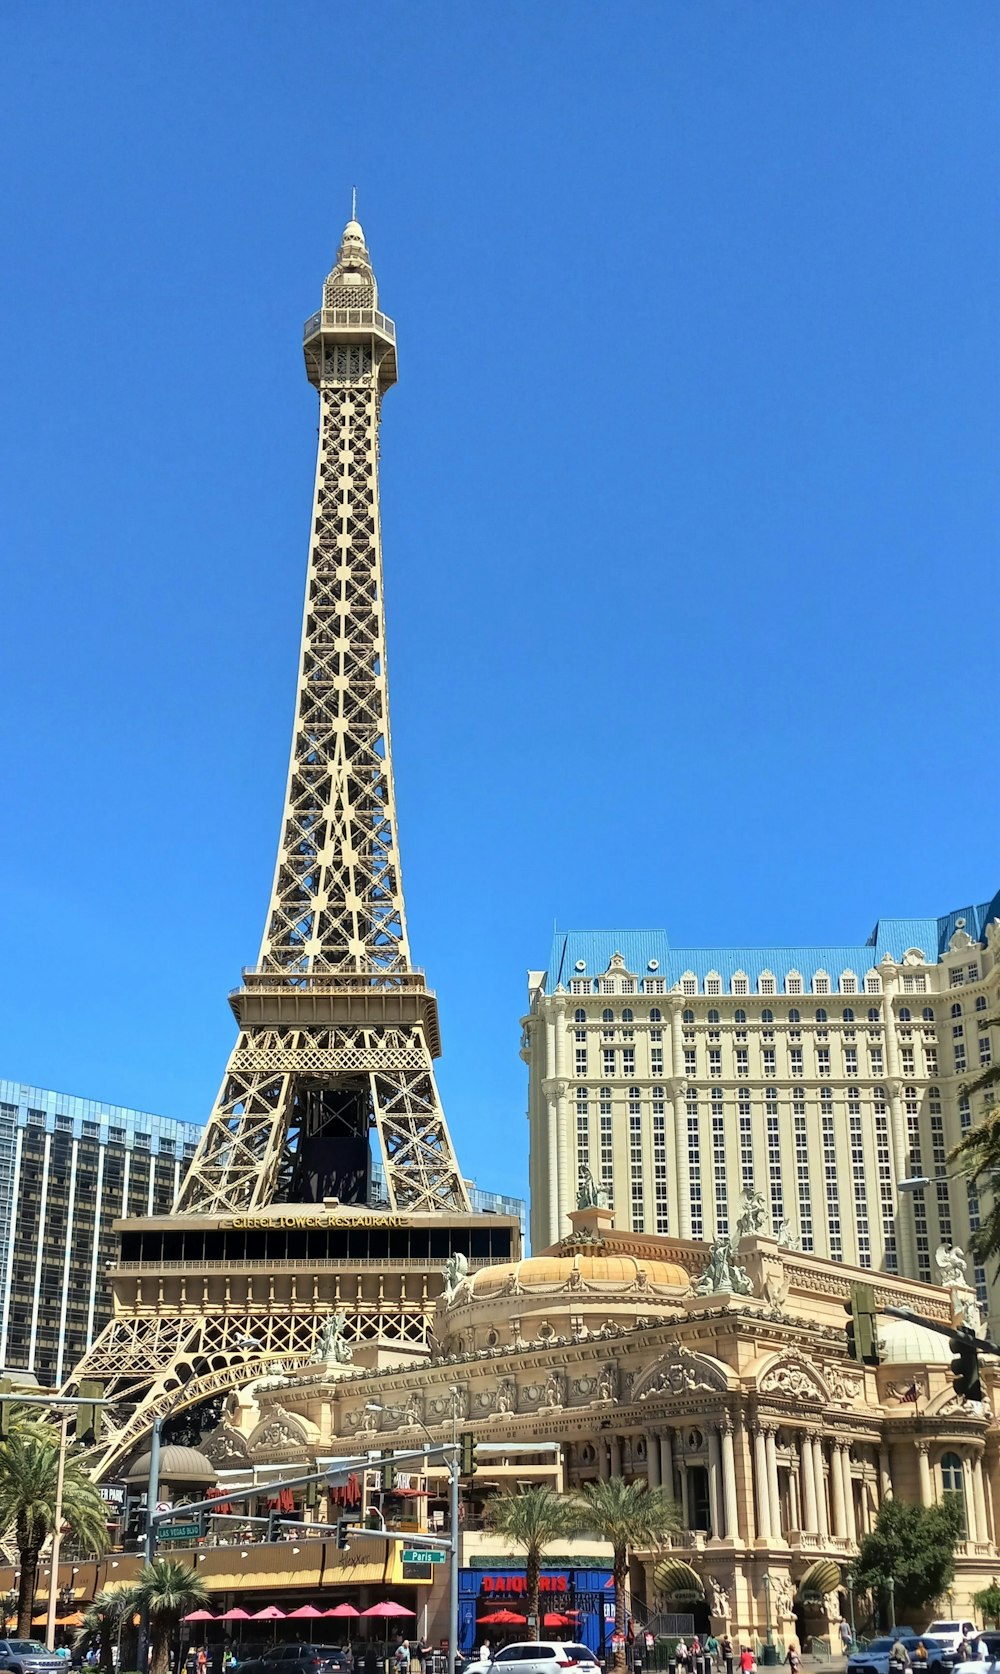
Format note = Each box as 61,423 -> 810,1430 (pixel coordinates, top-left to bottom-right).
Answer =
935,1243 -> 969,1286
443,1251 -> 470,1300
316,1309 -> 354,1365
736,1184 -> 768,1238
694,1235 -> 754,1297
776,1216 -> 801,1251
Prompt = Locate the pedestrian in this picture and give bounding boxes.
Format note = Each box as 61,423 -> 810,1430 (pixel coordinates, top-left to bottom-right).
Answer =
839,1622 -> 853,1656
888,1642 -> 910,1674
676,1640 -> 689,1673
786,1647 -> 801,1674
739,1646 -> 755,1674
957,1642 -> 972,1664
705,1635 -> 720,1670
913,1645 -> 928,1668
197,1649 -> 208,1674
721,1633 -> 734,1674
394,1641 -> 411,1674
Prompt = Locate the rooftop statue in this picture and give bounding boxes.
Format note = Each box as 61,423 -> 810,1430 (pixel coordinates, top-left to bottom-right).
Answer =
694,1234 -> 754,1297
936,1243 -> 969,1286
443,1250 -> 470,1300
736,1184 -> 769,1238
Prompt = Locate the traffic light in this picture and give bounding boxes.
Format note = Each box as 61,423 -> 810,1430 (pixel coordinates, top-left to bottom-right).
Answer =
306,1479 -> 318,1511
949,1327 -> 983,1403
336,1519 -> 351,1550
380,1452 -> 397,1492
460,1432 -> 478,1476
77,1379 -> 104,1445
0,1378 -> 13,1443
844,1284 -> 878,1366
267,1510 -> 280,1541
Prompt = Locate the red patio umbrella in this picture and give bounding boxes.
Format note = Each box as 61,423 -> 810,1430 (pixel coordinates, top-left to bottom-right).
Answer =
252,1608 -> 287,1620
325,1605 -> 362,1618
361,1604 -> 416,1618
477,1611 -> 524,1626
184,1610 -> 218,1622
543,1614 -> 574,1629
219,1610 -> 252,1622
288,1607 -> 325,1620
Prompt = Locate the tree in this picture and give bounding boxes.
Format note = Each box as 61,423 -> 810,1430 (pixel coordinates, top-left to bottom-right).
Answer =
949,1076 -> 1000,1272
75,1586 -> 138,1672
131,1558 -> 209,1674
0,1430 -> 110,1636
851,1496 -> 964,1621
973,1582 -> 1000,1628
573,1479 -> 681,1670
484,1488 -> 580,1642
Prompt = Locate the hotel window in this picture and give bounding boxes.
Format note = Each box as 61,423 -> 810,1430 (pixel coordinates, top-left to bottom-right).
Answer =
575,1008 -> 586,1022
683,1008 -> 695,1025
950,968 -> 965,987
841,974 -> 857,994
712,1110 -> 729,1235
651,1047 -> 664,1075
843,1008 -> 855,1024
706,976 -> 721,996
968,962 -> 979,981
629,1097 -> 644,1231
976,995 -> 987,1014
814,974 -> 830,995
845,1047 -> 858,1077
760,974 -> 775,995
870,1047 -> 884,1075
865,974 -> 881,994
788,1007 -> 800,1023
790,1047 -> 803,1076
924,1046 -> 938,1075
650,1007 -> 662,1022
817,1047 -> 830,1076
621,979 -> 635,994
900,1047 -> 915,1076
571,979 -> 589,994
874,1091 -> 896,1270
739,1100 -> 754,1190
903,973 -> 927,992
687,1125 -> 704,1238
682,977 -> 697,996
980,1037 -> 992,1067
622,1047 -> 635,1077
762,1009 -> 774,1024
599,1101 -> 614,1207
645,977 -> 665,994
735,1009 -> 747,1025
941,1452 -> 968,1536
707,1009 -> 719,1024
709,1050 -> 722,1078
904,1087 -> 931,1279
601,979 -> 615,994
732,974 -> 749,996
602,1049 -> 616,1078
793,1113 -> 814,1250
575,1048 -> 588,1076
684,1048 -> 697,1077
954,1045 -> 967,1073
868,1007 -> 881,1024
787,974 -> 803,995
822,1113 -> 842,1260
735,1048 -> 749,1077
652,1108 -> 669,1233
622,1008 -> 634,1024
576,1028 -> 587,1043
766,1110 -> 783,1226
762,1048 -> 776,1078
576,1091 -> 590,1166
849,1108 -> 871,1265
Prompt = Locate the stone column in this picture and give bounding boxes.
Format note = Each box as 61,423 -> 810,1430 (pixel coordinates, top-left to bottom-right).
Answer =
830,1440 -> 848,1537
916,1441 -> 932,1508
842,1446 -> 857,1543
610,1435 -> 623,1479
964,1454 -> 980,1541
720,1418 -> 739,1541
679,1460 -> 690,1528
789,1462 -> 800,1534
598,1439 -> 610,1480
753,1425 -> 772,1541
708,1425 -> 723,1539
813,1436 -> 829,1537
973,1454 -> 989,1545
801,1433 -> 818,1533
765,1427 -> 782,1539
661,1427 -> 675,1500
878,1445 -> 893,1502
647,1433 -> 661,1490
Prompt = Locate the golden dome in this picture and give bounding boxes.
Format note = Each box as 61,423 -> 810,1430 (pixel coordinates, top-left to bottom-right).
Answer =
457,1250 -> 689,1299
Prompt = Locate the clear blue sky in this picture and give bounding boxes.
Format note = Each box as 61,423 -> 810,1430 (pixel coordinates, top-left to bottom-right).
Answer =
1,2 -> 997,1209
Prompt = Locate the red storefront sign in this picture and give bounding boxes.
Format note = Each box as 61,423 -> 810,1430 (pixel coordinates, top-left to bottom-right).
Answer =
480,1576 -> 569,1595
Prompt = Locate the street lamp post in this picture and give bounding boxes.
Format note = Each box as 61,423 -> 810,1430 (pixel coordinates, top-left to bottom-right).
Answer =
887,1577 -> 895,1632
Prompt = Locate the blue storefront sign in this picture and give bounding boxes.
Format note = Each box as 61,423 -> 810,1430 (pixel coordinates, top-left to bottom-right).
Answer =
459,1568 -> 615,1657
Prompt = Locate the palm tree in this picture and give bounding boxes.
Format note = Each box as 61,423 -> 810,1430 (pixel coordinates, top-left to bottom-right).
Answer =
75,1586 -> 138,1672
0,1430 -> 110,1636
572,1479 -> 680,1670
132,1557 -> 210,1674
484,1487 -> 581,1642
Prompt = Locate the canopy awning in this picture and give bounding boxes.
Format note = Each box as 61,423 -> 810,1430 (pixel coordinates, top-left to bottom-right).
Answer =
796,1559 -> 841,1600
652,1559 -> 705,1603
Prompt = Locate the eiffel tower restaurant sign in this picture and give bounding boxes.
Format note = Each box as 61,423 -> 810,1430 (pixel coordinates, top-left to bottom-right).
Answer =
68,218 -> 520,1477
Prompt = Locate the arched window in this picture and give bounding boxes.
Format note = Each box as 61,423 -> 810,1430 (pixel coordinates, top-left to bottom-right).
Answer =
575,1008 -> 586,1023
843,1008 -> 855,1023
940,1451 -> 967,1533
952,1002 -> 963,1019
899,1007 -> 911,1022
868,1008 -> 880,1022
683,1009 -> 695,1025
816,1009 -> 828,1023
923,1007 -> 936,1022
976,996 -> 987,1013
735,1009 -> 747,1025
789,1008 -> 800,1023
762,1009 -> 774,1024
622,1008 -> 634,1023
602,1008 -> 614,1023
650,1008 -> 662,1023
708,1009 -> 719,1025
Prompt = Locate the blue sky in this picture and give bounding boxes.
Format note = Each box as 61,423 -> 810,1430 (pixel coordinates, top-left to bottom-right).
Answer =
1,2 -> 997,1208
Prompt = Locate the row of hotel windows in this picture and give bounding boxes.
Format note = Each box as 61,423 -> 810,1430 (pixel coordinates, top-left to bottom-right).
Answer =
0,1103 -> 198,1156
572,1000 -> 988,1029
578,1038 -> 991,1078
574,1082 -> 989,1304
568,962 -> 980,997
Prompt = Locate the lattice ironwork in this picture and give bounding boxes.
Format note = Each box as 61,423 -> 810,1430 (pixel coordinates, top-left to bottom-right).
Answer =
172,217 -> 469,1218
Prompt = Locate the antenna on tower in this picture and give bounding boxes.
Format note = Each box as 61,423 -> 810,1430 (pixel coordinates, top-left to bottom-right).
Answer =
351,185 -> 357,220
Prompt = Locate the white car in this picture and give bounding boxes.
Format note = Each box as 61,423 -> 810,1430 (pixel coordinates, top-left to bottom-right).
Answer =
926,1625 -> 981,1658
490,1645 -> 601,1674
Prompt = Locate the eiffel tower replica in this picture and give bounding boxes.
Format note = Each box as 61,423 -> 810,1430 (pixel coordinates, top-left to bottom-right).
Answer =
70,217 -> 520,1478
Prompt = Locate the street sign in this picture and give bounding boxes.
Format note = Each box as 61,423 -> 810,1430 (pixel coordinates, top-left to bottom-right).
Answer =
402,1548 -> 445,1564
159,1521 -> 201,1542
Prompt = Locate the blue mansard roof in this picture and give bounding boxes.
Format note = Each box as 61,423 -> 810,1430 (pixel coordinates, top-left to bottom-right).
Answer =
544,889 -> 1000,996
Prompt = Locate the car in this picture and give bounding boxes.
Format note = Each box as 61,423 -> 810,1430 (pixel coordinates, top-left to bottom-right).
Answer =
490,1644 -> 600,1674
0,1642 -> 66,1674
926,1626 -> 981,1658
235,1648 -> 352,1674
946,1634 -> 1000,1674
847,1634 -> 953,1674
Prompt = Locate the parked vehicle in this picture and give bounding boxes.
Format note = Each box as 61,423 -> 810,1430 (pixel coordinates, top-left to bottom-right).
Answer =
946,1633 -> 1000,1674
490,1645 -> 600,1674
925,1627 -> 981,1659
236,1647 -> 352,1674
0,1643 -> 66,1674
848,1635 -> 953,1674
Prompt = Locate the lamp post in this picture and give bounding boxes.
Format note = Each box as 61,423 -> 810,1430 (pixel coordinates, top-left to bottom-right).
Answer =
847,1579 -> 856,1645
762,1573 -> 774,1665
886,1577 -> 895,1632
